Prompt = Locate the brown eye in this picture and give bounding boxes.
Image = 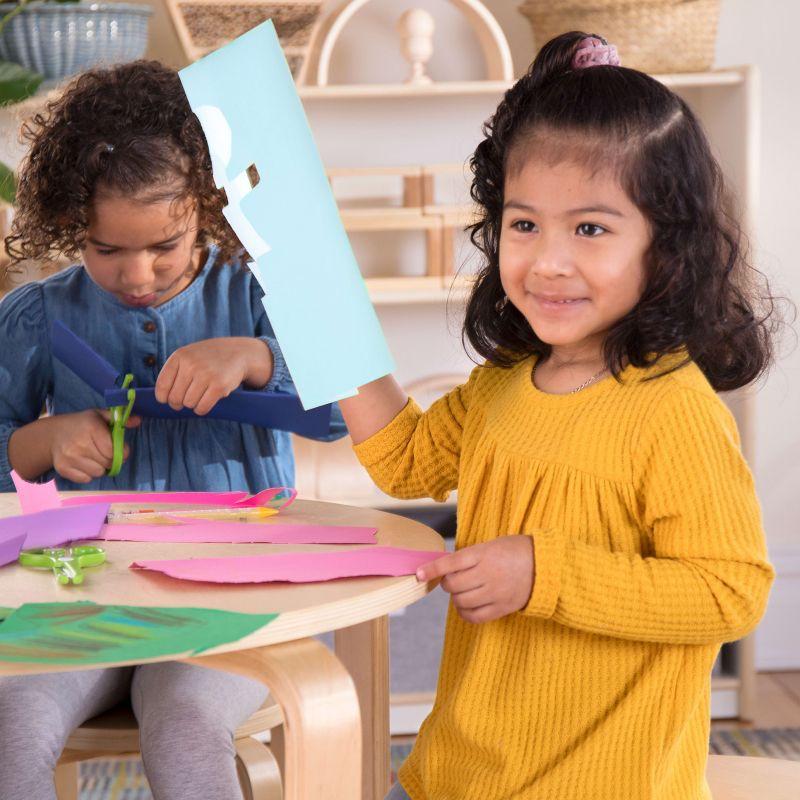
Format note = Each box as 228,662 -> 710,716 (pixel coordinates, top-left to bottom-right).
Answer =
577,223 -> 606,237
512,220 -> 536,233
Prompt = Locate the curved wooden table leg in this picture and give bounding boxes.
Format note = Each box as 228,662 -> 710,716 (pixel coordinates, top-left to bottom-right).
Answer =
186,639 -> 362,800
335,617 -> 390,800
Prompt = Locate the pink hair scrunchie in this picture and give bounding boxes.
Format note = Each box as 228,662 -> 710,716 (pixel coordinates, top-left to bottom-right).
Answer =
572,36 -> 621,69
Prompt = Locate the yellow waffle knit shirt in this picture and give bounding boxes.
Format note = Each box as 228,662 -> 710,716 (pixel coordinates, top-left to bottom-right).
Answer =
354,355 -> 773,800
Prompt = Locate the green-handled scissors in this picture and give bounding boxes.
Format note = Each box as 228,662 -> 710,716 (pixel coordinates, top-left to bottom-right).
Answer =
108,373 -> 136,477
19,546 -> 106,585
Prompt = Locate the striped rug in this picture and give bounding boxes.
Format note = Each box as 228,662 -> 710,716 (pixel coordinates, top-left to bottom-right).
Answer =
78,730 -> 800,799
709,727 -> 800,759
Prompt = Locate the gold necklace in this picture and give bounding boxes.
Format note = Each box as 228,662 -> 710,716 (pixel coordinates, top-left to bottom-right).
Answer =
533,362 -> 608,394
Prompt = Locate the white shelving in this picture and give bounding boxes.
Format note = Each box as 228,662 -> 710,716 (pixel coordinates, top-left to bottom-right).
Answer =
298,68 -> 746,100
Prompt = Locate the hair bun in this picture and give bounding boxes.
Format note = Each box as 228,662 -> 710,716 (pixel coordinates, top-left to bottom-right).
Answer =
572,36 -> 621,69
526,31 -> 618,89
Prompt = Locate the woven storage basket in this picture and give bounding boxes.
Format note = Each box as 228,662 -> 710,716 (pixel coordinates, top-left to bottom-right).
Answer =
0,2 -> 151,82
169,0 -> 322,80
518,0 -> 720,74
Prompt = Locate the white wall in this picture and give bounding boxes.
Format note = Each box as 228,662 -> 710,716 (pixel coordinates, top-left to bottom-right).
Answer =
714,0 -> 800,668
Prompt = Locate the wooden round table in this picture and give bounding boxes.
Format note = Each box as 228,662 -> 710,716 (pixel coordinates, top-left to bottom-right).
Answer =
0,493 -> 445,800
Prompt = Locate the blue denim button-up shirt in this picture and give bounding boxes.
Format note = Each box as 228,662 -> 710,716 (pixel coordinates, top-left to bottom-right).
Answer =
0,247 -> 345,492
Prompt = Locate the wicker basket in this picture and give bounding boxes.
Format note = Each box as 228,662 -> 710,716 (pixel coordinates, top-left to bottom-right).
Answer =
518,0 -> 720,74
167,0 -> 323,82
0,2 -> 152,82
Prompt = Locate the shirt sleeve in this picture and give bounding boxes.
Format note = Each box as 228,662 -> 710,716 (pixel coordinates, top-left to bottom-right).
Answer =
0,282 -> 53,489
352,367 -> 481,502
249,280 -> 291,393
521,386 -> 774,646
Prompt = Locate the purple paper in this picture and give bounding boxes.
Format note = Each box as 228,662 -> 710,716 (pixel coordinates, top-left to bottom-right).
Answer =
0,533 -> 27,567
0,503 -> 110,566
52,320 -> 334,437
131,546 -> 443,584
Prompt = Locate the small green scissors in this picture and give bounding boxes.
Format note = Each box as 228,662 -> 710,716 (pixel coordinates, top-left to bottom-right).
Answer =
108,373 -> 136,477
19,546 -> 106,585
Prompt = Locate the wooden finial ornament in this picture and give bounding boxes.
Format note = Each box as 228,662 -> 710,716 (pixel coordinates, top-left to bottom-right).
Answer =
396,8 -> 436,85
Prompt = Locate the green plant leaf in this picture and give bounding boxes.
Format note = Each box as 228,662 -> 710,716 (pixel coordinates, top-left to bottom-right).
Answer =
0,60 -> 43,106
0,161 -> 16,204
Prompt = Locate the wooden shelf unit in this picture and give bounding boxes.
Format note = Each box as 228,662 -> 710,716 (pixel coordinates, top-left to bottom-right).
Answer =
298,68 -> 746,100
3,68 -> 748,122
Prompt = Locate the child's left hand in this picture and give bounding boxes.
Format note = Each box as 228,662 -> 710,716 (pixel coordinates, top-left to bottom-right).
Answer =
416,535 -> 535,624
155,338 -> 273,416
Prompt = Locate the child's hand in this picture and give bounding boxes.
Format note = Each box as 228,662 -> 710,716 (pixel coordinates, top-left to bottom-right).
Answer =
417,535 -> 535,624
154,338 -> 273,416
51,409 -> 141,483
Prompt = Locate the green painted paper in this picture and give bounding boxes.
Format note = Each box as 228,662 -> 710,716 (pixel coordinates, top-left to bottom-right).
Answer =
0,602 -> 277,665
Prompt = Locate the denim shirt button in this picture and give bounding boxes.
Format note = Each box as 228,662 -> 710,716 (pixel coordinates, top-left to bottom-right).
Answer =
143,354 -> 157,367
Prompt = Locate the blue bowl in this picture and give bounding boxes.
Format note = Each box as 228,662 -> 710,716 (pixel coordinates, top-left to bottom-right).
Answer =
0,2 -> 152,81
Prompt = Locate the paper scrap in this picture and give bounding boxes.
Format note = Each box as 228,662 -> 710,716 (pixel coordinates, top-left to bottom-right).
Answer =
0,533 -> 27,568
62,487 -> 296,510
63,491 -> 247,507
10,471 -> 62,514
179,21 -> 394,410
102,522 -> 376,545
0,503 -> 110,567
132,546 -> 442,584
235,487 -> 297,509
0,602 -> 277,665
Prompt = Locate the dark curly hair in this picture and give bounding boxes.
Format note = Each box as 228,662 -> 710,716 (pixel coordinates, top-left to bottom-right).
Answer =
464,31 -> 782,391
4,60 -> 245,267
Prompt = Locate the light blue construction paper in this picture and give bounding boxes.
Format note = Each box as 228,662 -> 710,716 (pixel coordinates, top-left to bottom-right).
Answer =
179,20 -> 395,410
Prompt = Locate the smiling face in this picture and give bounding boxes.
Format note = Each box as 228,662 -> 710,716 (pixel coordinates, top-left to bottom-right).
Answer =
499,158 -> 651,364
82,189 -> 201,308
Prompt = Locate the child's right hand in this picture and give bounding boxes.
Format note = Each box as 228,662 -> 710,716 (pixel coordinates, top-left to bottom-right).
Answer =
50,409 -> 141,483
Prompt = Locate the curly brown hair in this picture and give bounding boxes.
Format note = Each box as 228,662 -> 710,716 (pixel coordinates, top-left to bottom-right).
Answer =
464,31 -> 784,392
5,60 -> 246,267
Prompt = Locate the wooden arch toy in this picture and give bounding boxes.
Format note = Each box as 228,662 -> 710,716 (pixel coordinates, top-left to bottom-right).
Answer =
305,0 -> 514,86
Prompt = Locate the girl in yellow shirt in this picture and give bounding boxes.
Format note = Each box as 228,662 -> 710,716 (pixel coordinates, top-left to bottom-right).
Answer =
340,32 -> 778,800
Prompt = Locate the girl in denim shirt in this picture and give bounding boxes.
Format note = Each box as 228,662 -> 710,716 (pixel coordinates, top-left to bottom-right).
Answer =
0,60 -> 342,800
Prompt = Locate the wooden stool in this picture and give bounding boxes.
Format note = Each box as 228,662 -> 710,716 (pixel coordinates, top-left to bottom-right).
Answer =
706,754 -> 800,800
53,699 -> 284,800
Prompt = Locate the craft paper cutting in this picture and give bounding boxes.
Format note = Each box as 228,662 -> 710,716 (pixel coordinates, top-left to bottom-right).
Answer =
179,20 -> 395,410
52,320 -> 332,437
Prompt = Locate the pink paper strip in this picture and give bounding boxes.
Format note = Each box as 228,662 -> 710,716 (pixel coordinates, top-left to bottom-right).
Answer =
103,523 -> 377,545
233,487 -> 297,509
10,470 -> 62,514
0,503 -> 110,566
61,488 -> 296,510
131,546 -> 442,584
62,491 -> 249,508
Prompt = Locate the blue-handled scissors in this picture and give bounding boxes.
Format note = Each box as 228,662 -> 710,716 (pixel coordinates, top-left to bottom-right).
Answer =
19,546 -> 106,585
